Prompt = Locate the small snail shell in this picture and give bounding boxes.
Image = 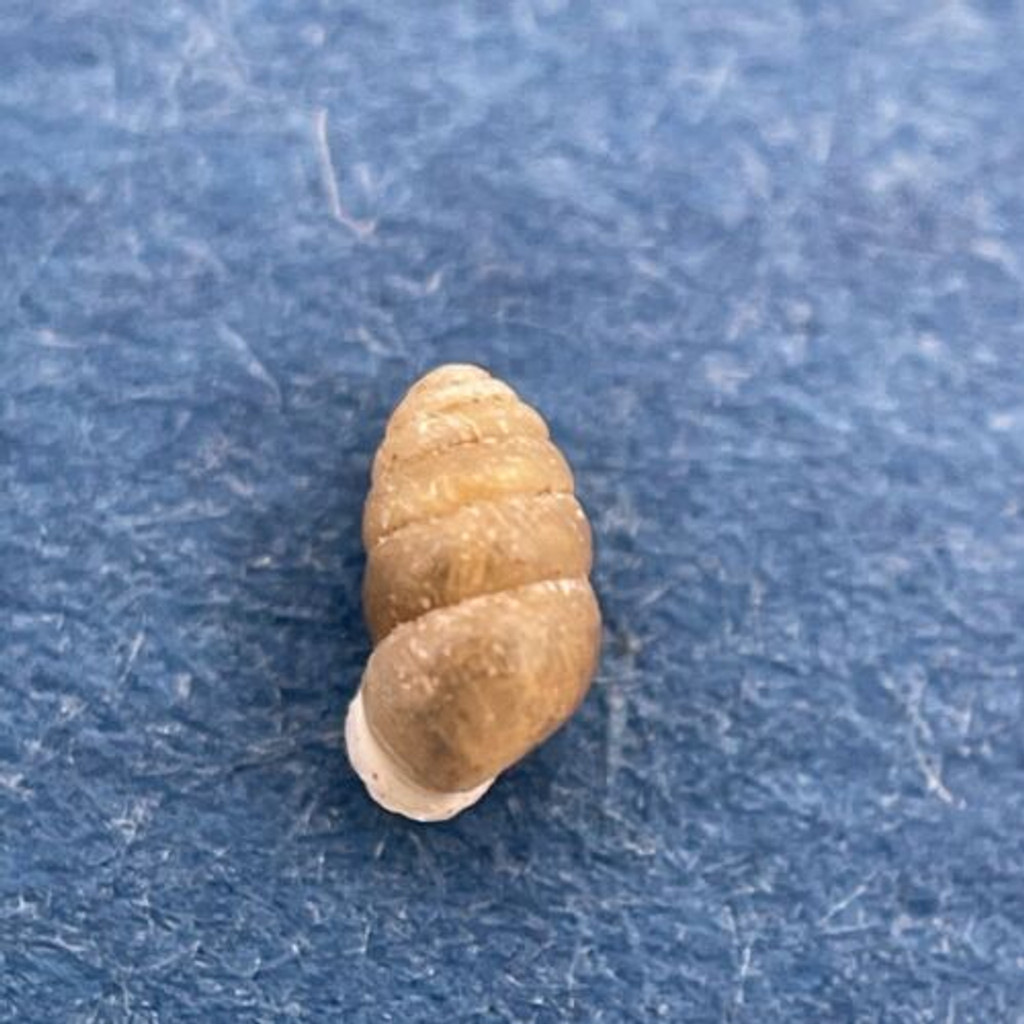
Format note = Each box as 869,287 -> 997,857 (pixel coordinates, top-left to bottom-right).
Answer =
345,364 -> 602,821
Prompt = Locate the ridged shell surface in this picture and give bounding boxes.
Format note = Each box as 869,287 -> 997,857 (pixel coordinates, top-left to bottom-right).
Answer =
360,364 -> 602,793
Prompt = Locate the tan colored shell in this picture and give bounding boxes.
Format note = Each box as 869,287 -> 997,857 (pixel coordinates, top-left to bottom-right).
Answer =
348,363 -> 602,816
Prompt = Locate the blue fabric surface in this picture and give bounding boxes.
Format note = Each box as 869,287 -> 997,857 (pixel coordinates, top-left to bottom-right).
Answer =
2,2 -> 1024,1021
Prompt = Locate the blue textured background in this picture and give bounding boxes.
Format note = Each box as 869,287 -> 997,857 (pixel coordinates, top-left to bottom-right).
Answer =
2,2 -> 1024,1021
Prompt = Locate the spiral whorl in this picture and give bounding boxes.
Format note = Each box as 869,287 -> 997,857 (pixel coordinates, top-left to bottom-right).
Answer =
346,365 -> 601,820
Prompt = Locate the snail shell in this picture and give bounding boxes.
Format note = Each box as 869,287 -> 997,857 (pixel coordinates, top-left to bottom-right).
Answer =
345,364 -> 602,821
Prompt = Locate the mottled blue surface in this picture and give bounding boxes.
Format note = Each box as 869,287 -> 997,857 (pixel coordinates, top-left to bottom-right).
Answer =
2,1 -> 1024,1021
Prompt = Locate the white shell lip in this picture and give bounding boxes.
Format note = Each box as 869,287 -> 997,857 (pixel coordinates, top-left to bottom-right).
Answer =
345,690 -> 494,823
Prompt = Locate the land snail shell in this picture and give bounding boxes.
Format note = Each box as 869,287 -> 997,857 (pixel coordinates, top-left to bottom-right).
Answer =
345,364 -> 602,821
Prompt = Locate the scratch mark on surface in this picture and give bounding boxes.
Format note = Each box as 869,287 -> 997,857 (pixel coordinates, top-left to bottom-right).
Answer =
386,270 -> 444,297
913,747 -> 956,806
953,691 -> 976,740
566,941 -> 585,1008
734,942 -> 752,1009
880,671 -> 959,807
356,325 -> 406,357
722,905 -> 757,1021
313,108 -> 376,239
408,832 -> 445,890
147,941 -> 202,974
636,581 -> 675,609
819,875 -> 874,925
283,796 -> 316,841
604,682 -> 627,799
677,50 -> 737,126
118,632 -> 146,685
216,323 -> 283,411
111,797 -> 156,842
725,916 -> 751,1018
114,502 -> 232,530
